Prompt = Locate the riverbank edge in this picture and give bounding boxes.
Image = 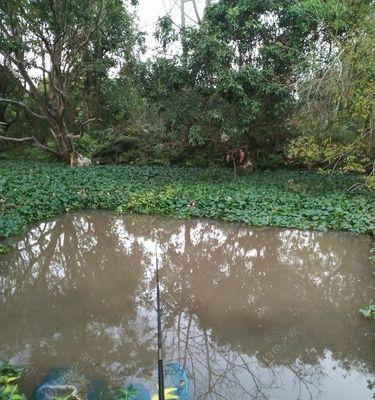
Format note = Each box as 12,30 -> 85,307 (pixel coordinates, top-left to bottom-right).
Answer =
1,160 -> 374,253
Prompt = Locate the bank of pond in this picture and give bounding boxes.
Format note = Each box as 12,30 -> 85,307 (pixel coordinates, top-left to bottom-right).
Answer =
0,161 -> 374,246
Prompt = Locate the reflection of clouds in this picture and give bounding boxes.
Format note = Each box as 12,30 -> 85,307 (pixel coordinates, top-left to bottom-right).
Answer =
0,212 -> 374,400
275,229 -> 358,310
115,219 -> 136,253
114,219 -> 156,289
169,225 -> 185,254
190,222 -> 227,248
72,216 -> 98,249
277,230 -> 340,269
115,218 -> 159,256
49,263 -> 67,280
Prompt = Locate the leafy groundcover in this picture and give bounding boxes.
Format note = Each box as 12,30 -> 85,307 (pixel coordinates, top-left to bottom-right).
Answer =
0,360 -> 26,400
0,160 -> 374,242
359,305 -> 375,320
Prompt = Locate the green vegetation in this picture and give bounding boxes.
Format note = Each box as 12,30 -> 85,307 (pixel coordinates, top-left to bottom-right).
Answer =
1,1 -> 374,172
0,244 -> 12,254
0,359 -> 139,400
0,0 -> 374,397
359,305 -> 375,320
114,386 -> 138,400
0,161 -> 374,245
0,361 -> 26,400
370,247 -> 375,264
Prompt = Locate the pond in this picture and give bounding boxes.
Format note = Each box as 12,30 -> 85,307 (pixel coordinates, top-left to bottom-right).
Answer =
0,212 -> 374,400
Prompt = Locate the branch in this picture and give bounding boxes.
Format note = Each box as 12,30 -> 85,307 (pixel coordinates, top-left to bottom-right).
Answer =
47,71 -> 66,97
14,52 -> 66,98
68,117 -> 99,139
16,61 -> 52,116
191,0 -> 202,25
81,117 -> 98,127
0,49 -> 53,117
0,98 -> 47,120
0,63 -> 26,92
67,0 -> 105,62
49,0 -> 61,31
0,135 -> 60,156
173,0 -> 199,26
0,21 -> 12,40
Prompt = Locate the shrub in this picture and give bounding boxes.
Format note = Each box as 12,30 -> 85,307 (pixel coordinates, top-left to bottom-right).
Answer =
287,136 -> 369,174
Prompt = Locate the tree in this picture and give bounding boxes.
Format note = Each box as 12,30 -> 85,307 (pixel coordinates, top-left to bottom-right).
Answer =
145,0 -> 326,166
289,0 -> 375,174
0,0 -> 137,163
0,62 -> 21,132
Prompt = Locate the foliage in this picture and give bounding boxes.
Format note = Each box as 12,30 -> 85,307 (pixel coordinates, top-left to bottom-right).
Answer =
141,0 -> 330,166
154,15 -> 178,54
0,244 -> 12,254
113,386 -> 138,400
365,176 -> 375,191
359,305 -> 375,320
291,0 -> 375,173
130,0 -> 373,169
0,0 -> 140,162
370,246 -> 375,265
0,161 -> 374,245
0,360 -> 140,400
1,0 -> 373,170
0,360 -> 26,400
287,136 -> 369,173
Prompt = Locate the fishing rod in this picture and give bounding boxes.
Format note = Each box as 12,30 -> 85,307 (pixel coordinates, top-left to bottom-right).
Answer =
156,251 -> 165,400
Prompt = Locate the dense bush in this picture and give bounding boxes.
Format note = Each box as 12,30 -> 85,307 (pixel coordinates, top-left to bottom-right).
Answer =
287,136 -> 370,173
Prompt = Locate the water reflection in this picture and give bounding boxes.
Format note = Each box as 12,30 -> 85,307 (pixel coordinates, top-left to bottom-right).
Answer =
0,212 -> 374,399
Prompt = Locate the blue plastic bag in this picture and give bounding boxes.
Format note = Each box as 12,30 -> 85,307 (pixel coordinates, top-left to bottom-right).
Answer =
33,367 -> 106,400
124,363 -> 189,400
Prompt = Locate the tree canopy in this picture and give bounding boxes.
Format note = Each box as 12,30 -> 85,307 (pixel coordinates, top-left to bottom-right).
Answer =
0,0 -> 373,173
0,0 -> 138,162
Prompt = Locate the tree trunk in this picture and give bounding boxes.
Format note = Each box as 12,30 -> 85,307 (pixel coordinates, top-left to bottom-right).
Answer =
47,43 -> 78,164
49,119 -> 74,163
0,28 -> 93,165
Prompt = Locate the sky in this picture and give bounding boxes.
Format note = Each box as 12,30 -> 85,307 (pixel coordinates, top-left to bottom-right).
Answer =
135,0 -> 208,56
16,1 -> 210,79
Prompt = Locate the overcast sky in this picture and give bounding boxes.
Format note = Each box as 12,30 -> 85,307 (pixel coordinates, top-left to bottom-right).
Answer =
135,0 -> 208,55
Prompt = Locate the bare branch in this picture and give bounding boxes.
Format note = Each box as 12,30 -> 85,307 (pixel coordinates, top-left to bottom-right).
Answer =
47,71 -> 66,97
191,0 -> 202,25
175,0 -> 199,26
0,98 -> 47,120
0,63 -> 26,92
81,117 -> 98,127
0,21 -> 12,40
2,48 -> 54,117
68,117 -> 99,139
0,135 -> 60,156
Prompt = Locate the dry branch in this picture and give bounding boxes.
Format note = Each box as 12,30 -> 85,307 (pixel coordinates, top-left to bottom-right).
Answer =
0,135 -> 59,156
0,98 -> 47,120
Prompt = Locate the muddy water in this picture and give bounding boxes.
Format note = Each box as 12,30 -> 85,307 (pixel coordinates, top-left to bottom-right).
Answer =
0,212 -> 374,400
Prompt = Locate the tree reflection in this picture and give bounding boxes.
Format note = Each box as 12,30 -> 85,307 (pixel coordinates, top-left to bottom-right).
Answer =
0,212 -> 374,399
